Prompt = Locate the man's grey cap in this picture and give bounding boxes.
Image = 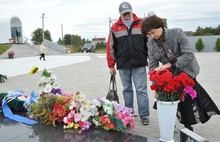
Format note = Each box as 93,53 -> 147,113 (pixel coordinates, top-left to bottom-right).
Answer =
119,2 -> 132,15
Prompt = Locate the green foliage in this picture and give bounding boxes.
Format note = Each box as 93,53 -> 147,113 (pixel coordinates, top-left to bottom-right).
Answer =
31,28 -> 52,44
109,115 -> 128,132
63,34 -> 85,46
193,25 -> 220,36
214,38 -> 220,52
62,34 -> 87,52
0,44 -> 11,55
96,41 -> 106,50
57,38 -> 64,45
41,68 -> 51,78
195,38 -> 205,52
30,94 -> 58,125
95,41 -> 106,53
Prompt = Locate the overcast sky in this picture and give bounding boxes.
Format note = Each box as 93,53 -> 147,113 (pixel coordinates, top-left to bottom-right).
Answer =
1,0 -> 220,42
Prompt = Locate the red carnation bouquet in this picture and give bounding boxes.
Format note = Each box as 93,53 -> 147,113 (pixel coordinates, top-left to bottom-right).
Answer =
148,69 -> 197,102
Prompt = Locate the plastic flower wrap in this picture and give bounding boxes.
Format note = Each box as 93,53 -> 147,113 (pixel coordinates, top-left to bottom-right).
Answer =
149,68 -> 197,102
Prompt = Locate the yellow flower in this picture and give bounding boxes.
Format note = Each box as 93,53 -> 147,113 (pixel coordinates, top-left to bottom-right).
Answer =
30,66 -> 39,75
74,123 -> 79,129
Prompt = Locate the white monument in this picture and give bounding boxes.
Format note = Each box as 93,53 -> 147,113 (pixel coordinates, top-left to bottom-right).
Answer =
0,16 -> 23,43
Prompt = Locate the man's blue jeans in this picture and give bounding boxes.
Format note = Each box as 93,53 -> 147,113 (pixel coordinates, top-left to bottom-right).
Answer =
119,66 -> 150,118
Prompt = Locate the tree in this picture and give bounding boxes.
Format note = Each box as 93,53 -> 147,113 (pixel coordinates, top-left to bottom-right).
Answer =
31,28 -> 52,44
71,35 -> 85,47
96,41 -> 106,50
195,38 -> 205,52
214,38 -> 220,52
63,34 -> 71,45
57,38 -> 64,45
62,34 -> 88,52
193,25 -> 220,36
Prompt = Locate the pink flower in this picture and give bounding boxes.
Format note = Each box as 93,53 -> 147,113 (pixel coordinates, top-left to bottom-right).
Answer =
63,117 -> 68,123
183,86 -> 197,99
190,90 -> 197,99
74,113 -> 80,123
116,112 -> 124,120
67,110 -> 75,119
29,114 -> 35,119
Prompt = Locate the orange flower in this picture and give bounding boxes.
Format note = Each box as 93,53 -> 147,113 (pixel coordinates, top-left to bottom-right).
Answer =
108,122 -> 115,129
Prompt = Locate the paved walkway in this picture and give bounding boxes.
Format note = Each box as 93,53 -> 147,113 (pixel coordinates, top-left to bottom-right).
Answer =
0,52 -> 220,141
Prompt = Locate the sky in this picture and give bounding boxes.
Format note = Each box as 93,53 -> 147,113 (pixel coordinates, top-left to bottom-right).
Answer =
1,0 -> 220,43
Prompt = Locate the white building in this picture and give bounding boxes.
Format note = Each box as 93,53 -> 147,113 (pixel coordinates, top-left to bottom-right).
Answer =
0,16 -> 23,43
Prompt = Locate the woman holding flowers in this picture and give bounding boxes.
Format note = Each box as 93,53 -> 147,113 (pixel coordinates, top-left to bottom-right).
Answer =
140,13 -> 220,131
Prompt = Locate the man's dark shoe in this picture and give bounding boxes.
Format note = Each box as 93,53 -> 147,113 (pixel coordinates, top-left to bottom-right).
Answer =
141,118 -> 149,125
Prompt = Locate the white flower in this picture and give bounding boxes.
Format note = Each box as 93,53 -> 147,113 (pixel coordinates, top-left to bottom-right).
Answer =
78,113 -> 90,122
52,82 -> 60,89
103,99 -> 113,115
92,99 -> 101,107
41,76 -> 52,84
44,84 -> 52,93
80,104 -> 90,114
92,118 -> 100,126
69,101 -> 77,110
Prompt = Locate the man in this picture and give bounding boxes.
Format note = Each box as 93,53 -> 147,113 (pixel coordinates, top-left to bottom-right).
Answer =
39,43 -> 46,61
106,2 -> 150,125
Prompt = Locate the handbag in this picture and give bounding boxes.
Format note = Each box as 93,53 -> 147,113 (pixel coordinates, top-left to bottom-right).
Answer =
106,74 -> 119,103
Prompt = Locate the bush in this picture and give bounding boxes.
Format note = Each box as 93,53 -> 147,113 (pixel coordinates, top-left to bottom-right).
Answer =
195,38 -> 205,52
214,38 -> 220,52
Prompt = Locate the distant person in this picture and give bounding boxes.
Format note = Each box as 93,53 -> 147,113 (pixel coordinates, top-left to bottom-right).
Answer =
106,2 -> 150,125
39,43 -> 46,61
8,51 -> 15,59
140,13 -> 220,131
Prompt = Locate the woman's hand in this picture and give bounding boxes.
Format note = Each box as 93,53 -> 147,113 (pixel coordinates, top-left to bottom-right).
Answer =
154,63 -> 172,71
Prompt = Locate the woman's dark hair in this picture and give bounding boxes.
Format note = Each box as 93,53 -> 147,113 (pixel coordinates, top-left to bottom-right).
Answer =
141,15 -> 164,35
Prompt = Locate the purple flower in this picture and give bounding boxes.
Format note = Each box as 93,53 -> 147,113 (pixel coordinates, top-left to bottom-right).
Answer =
51,88 -> 62,94
81,121 -> 92,131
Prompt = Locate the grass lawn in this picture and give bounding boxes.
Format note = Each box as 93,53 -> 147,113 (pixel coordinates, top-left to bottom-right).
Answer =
95,48 -> 106,54
0,44 -> 11,55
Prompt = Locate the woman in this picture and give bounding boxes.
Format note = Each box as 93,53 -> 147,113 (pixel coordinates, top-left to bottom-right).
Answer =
140,14 -> 220,131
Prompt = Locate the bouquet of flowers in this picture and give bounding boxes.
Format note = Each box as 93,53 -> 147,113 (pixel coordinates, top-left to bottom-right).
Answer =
26,66 -> 135,133
148,69 -> 197,102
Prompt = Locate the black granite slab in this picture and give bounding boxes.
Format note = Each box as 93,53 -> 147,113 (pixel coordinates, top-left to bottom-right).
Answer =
0,115 -> 158,142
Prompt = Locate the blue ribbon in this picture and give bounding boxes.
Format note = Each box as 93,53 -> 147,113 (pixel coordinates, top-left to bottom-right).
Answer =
2,89 -> 38,125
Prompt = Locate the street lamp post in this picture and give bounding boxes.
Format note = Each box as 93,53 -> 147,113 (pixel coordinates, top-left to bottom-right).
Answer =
42,13 -> 45,43
109,17 -> 116,33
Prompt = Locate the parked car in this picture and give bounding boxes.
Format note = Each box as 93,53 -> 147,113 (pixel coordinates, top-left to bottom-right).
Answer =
81,43 -> 96,53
